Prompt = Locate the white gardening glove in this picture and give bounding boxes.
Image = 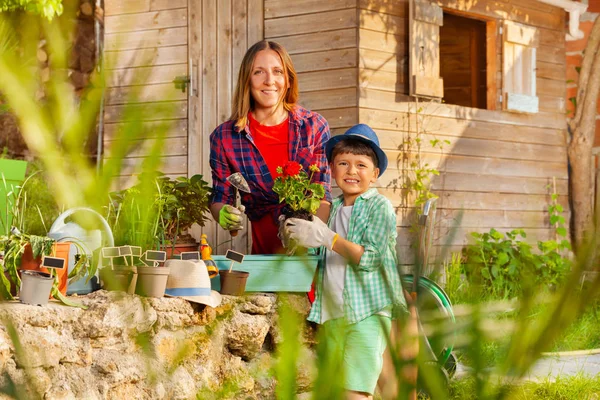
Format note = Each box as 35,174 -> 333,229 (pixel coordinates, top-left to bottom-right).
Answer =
283,217 -> 337,251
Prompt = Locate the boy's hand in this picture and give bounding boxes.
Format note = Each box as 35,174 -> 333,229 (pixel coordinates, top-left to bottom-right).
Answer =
218,205 -> 243,231
284,217 -> 337,250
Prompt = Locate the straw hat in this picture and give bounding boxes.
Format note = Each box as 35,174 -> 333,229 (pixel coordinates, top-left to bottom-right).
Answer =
164,259 -> 222,307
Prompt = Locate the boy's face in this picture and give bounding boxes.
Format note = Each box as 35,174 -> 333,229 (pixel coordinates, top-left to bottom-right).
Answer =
331,152 -> 379,205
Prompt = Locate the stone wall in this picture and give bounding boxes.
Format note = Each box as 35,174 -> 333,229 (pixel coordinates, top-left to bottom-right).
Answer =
0,291 -> 315,400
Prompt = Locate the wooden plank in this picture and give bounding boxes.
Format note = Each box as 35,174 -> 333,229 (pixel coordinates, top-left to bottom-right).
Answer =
299,88 -> 357,110
117,155 -> 188,176
265,9 -> 357,38
106,64 -> 187,87
436,209 -> 551,229
316,107 -> 358,128
298,68 -> 357,92
105,9 -> 187,34
105,27 -> 187,51
292,48 -> 358,73
217,0 -> 233,124
105,137 -> 188,158
232,0 -> 248,81
274,28 -> 357,55
430,172 -> 568,195
360,68 -> 405,93
359,28 -> 404,54
202,0 -> 218,182
486,20 -> 498,111
359,107 -> 566,146
105,0 -> 150,16
537,44 -> 565,65
105,83 -> 187,105
378,173 -> 568,198
247,0 -> 264,45
105,45 -> 188,69
436,0 -> 563,31
358,0 -> 407,17
384,151 -> 568,179
538,26 -> 565,48
104,119 -> 188,141
397,226 -> 560,246
357,89 -> 566,129
359,9 -> 406,35
150,0 -> 187,10
536,77 -> 566,97
265,0 -> 356,18
359,48 -> 407,74
376,131 -> 567,163
103,101 -> 187,123
538,95 -> 565,114
536,61 -> 565,81
377,189 -> 568,211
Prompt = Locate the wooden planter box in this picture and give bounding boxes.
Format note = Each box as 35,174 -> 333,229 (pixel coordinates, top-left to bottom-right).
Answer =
211,255 -> 320,292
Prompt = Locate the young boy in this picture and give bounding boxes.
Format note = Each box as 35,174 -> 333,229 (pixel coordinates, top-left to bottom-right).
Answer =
283,124 -> 407,399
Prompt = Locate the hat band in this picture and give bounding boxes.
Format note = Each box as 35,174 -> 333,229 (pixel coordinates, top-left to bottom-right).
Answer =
165,287 -> 212,296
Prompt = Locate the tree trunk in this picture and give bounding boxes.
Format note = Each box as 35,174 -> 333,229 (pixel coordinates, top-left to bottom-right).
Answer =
567,16 -> 600,251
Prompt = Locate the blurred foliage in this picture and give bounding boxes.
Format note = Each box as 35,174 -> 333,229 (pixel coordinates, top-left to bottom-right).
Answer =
20,161 -> 60,236
0,0 -> 63,20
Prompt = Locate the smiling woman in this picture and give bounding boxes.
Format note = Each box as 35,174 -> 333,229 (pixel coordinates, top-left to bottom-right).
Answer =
208,40 -> 332,255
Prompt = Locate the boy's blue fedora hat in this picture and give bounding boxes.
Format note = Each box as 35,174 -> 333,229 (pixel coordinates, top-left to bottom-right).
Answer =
325,124 -> 388,176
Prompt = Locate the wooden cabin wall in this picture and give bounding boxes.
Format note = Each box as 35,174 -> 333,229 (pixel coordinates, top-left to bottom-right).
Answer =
103,0 -> 263,254
357,0 -> 569,268
264,0 -> 359,133
103,0 -> 189,187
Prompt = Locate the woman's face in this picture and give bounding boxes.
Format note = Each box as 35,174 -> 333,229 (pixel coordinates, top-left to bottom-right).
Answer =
249,49 -> 287,114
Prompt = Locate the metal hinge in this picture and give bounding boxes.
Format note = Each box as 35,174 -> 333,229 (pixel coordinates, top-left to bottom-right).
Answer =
499,26 -> 503,35
173,75 -> 190,93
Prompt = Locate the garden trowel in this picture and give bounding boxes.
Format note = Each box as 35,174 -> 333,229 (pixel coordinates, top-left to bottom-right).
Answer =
226,172 -> 251,237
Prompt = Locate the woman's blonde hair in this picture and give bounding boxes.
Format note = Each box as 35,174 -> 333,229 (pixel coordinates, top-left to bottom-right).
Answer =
231,40 -> 298,130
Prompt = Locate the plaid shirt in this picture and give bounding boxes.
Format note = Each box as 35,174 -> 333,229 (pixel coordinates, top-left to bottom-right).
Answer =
209,106 -> 332,222
308,188 -> 407,324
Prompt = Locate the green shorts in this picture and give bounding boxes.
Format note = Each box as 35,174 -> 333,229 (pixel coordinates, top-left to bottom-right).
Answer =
321,314 -> 392,395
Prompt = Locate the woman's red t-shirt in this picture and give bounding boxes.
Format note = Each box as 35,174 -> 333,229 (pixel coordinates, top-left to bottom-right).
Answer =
248,113 -> 289,254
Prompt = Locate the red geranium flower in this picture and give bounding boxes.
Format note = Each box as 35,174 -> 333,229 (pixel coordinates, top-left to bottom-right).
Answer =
282,161 -> 302,177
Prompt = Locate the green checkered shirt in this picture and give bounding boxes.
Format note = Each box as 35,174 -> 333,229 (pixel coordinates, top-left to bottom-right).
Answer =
307,188 -> 407,324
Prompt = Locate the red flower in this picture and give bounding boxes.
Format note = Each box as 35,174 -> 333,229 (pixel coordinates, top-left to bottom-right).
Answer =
282,161 -> 302,177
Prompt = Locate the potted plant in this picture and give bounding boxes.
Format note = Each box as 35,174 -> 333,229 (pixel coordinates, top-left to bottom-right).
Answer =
155,174 -> 212,257
272,161 -> 325,222
0,232 -> 90,307
107,173 -> 212,258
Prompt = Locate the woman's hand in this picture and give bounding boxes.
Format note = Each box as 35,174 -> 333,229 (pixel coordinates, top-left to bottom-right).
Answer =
218,205 -> 244,231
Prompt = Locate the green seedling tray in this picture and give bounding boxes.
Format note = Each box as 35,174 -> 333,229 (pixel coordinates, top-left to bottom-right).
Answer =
0,159 -> 28,234
211,254 -> 320,292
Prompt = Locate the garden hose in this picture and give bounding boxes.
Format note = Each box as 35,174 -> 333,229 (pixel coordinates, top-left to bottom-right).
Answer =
402,275 -> 456,365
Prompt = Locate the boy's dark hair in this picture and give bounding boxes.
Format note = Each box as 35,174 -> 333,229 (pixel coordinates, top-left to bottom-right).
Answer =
330,139 -> 379,169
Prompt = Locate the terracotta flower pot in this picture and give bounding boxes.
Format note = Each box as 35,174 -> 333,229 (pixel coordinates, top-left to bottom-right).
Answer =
161,243 -> 199,259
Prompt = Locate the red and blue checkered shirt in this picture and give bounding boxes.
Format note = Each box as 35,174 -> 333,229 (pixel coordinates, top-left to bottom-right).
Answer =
209,106 -> 333,222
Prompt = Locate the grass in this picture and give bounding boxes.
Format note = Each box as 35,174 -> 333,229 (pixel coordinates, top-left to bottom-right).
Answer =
448,374 -> 600,400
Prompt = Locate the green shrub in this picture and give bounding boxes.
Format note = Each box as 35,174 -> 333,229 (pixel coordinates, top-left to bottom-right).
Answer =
461,228 -> 570,299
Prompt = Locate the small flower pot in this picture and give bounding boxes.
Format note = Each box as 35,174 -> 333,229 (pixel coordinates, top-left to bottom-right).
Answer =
19,270 -> 54,306
20,242 -> 70,297
135,266 -> 171,298
100,266 -> 137,294
219,270 -> 249,296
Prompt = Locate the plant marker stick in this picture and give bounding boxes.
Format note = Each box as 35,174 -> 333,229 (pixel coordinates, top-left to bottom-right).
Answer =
229,261 -> 234,273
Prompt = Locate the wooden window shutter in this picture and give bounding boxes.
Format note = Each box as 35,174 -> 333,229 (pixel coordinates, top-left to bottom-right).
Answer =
502,21 -> 539,113
409,0 -> 444,98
